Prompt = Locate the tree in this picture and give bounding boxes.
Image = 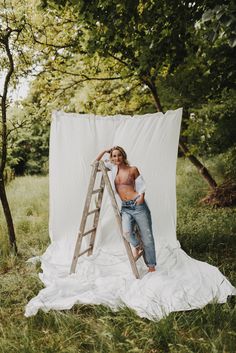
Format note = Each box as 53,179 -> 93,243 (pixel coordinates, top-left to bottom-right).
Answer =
44,0 -> 220,189
0,26 -> 20,253
0,0 -> 45,251
0,0 -> 86,250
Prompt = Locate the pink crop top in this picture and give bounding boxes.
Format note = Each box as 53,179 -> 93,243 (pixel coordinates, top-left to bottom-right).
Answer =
115,168 -> 135,188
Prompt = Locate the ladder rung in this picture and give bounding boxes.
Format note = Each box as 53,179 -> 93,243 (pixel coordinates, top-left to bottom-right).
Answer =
76,246 -> 93,258
88,208 -> 100,216
134,250 -> 144,262
82,227 -> 97,237
92,188 -> 103,194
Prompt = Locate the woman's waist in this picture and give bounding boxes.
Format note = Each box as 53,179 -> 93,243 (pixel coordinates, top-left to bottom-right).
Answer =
117,190 -> 139,201
121,194 -> 141,205
115,184 -> 135,192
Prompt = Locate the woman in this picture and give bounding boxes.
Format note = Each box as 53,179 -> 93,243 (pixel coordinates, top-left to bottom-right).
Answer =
95,146 -> 156,272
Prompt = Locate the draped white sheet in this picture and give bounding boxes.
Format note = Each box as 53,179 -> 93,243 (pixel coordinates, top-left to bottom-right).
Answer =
25,108 -> 235,319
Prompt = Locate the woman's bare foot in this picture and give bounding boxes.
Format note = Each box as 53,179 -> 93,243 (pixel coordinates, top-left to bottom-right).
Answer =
148,266 -> 156,272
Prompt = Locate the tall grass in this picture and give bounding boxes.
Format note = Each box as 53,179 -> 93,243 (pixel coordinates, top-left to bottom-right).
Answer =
176,158 -> 236,284
0,159 -> 235,353
0,176 -> 49,258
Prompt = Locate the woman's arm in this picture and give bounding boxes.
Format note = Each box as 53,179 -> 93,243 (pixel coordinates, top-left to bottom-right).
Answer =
136,193 -> 145,204
132,167 -> 145,204
94,149 -> 111,162
94,149 -> 114,170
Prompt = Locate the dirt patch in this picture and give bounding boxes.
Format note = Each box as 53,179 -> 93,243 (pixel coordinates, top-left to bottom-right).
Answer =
200,179 -> 236,207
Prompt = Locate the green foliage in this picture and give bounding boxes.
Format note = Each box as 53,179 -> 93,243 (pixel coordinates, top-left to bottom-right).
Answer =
55,0 -> 203,84
30,0 -> 204,113
9,122 -> 50,175
222,146 -> 236,179
1,0 -> 236,178
184,89 -> 236,158
200,1 -> 236,47
5,104 -> 50,175
31,0 -> 235,166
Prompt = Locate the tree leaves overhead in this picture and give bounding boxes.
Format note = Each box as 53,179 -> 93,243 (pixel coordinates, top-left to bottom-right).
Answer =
61,0 -> 203,81
1,0 -> 236,175
200,1 -> 236,47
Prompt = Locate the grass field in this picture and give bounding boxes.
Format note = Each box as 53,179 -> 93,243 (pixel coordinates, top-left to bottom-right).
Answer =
0,157 -> 235,353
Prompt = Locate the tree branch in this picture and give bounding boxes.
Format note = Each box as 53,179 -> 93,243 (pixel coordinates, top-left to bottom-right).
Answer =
7,119 -> 31,138
108,52 -> 130,68
47,66 -> 133,81
27,22 -> 78,49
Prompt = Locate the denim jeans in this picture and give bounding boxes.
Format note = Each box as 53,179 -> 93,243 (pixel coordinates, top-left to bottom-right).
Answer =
121,197 -> 156,267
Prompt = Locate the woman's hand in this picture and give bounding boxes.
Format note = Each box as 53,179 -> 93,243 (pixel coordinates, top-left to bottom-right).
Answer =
136,194 -> 145,205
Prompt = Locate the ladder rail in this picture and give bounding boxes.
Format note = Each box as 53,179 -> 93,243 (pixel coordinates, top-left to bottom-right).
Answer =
70,160 -> 141,279
70,162 -> 100,274
88,173 -> 105,255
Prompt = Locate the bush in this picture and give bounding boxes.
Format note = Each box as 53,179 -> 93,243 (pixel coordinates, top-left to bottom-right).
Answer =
185,89 -> 236,157
7,113 -> 50,176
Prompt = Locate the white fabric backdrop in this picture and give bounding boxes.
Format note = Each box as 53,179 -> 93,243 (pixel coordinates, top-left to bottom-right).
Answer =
25,108 -> 235,319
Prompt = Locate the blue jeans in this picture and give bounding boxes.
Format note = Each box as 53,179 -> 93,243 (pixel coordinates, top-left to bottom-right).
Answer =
121,197 -> 156,267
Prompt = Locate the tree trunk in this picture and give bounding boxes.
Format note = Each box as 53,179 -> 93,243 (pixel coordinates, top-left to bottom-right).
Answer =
178,137 -> 217,189
145,77 -> 217,190
0,28 -> 18,252
0,176 -> 17,253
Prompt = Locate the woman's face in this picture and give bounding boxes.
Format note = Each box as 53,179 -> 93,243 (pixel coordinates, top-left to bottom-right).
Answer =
111,149 -> 124,165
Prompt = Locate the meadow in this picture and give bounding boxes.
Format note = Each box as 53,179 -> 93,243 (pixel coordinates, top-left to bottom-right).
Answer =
0,157 -> 235,353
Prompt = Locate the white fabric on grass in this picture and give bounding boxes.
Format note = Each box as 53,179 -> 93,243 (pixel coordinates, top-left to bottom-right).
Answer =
25,108 -> 235,320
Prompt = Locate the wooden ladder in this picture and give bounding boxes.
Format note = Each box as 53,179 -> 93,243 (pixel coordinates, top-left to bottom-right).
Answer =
70,160 -> 143,278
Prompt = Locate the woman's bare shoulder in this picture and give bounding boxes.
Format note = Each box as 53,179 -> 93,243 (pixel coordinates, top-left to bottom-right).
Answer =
129,166 -> 140,177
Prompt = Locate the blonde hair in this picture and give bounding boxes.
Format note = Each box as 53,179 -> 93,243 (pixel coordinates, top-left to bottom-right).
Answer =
110,146 -> 130,166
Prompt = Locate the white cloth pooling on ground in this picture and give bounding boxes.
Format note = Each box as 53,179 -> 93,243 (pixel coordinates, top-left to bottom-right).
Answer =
25,108 -> 236,319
